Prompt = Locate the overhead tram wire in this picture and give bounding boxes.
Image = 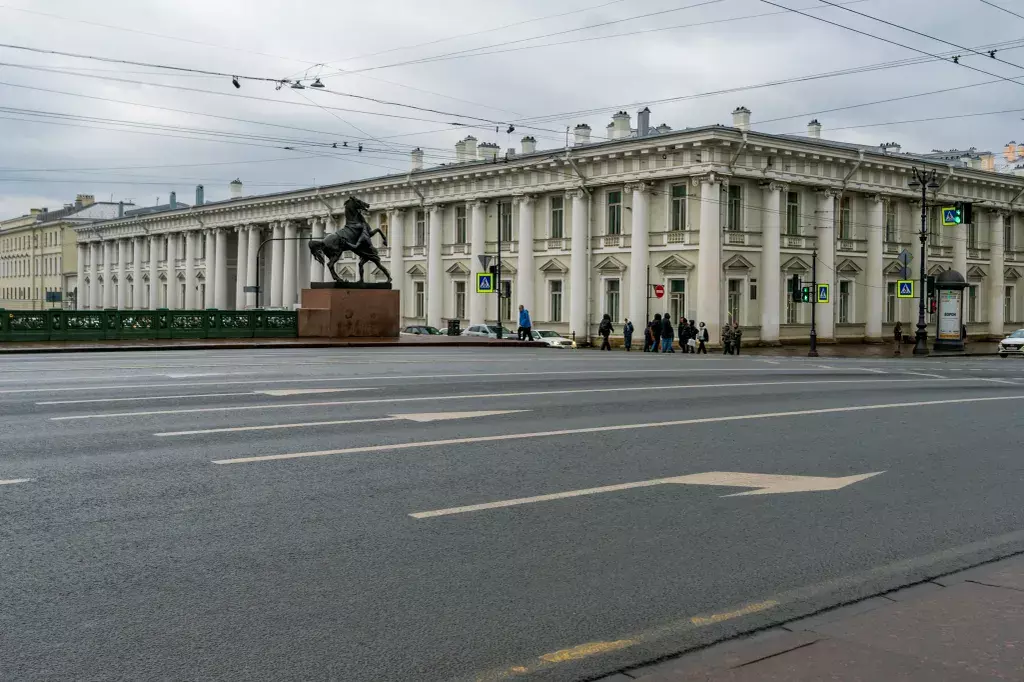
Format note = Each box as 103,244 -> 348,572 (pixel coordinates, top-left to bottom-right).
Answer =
977,0 -> 1024,22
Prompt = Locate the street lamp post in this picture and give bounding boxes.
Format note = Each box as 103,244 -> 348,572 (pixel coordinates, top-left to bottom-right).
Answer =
908,168 -> 940,356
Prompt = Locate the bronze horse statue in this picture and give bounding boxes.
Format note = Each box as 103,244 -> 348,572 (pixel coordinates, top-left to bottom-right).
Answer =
309,197 -> 393,283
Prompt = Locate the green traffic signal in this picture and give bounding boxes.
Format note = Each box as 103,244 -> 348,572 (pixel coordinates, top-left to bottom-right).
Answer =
800,286 -> 811,302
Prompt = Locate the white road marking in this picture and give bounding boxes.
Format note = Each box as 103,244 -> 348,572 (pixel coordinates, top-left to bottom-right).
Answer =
37,388 -> 372,405
256,388 -> 374,397
860,368 -> 887,374
409,471 -> 884,518
981,378 -> 1020,385
155,410 -> 526,436
814,365 -> 834,369
211,393 -> 1024,465
53,378 -> 966,421
757,360 -> 781,365
0,478 -> 31,486
161,372 -> 232,378
901,371 -> 946,379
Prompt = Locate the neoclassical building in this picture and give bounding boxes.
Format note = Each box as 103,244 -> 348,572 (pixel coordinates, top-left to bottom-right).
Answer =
75,106 -> 1023,343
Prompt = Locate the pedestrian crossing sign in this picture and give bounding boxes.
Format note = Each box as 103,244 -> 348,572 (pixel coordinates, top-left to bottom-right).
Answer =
817,284 -> 830,304
476,272 -> 494,293
897,279 -> 915,298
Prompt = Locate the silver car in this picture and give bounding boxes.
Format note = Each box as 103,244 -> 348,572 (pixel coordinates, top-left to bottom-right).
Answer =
999,329 -> 1024,357
461,324 -> 514,339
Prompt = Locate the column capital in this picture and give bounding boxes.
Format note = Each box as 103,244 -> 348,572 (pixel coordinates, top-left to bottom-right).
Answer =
427,203 -> 444,213
815,187 -> 842,199
389,207 -> 407,215
691,172 -> 725,187
512,193 -> 535,205
864,193 -> 885,204
469,199 -> 489,209
759,180 -> 788,193
625,182 -> 652,195
565,188 -> 586,201
991,208 -> 1010,218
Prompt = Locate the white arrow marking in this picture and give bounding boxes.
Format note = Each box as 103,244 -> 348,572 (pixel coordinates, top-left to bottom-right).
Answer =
156,410 -> 526,437
0,478 -> 31,486
409,471 -> 884,518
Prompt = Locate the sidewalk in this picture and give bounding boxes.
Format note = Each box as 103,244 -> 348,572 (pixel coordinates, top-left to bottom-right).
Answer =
741,341 -> 1002,358
600,553 -> 1024,681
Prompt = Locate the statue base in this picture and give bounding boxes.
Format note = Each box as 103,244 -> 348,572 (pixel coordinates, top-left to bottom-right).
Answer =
298,287 -> 400,338
311,281 -> 392,290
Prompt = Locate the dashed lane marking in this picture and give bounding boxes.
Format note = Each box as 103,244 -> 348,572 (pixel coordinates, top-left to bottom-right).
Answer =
0,478 -> 31,486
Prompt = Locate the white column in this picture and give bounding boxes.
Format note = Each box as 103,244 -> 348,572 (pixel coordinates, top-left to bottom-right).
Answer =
297,226 -> 310,291
282,221 -> 298,308
214,228 -> 228,309
697,176 -> 722,344
183,230 -> 196,309
469,201 -> 487,326
204,229 -> 216,309
235,226 -> 248,310
132,237 -> 144,309
628,183 -> 650,323
270,222 -> 284,307
954,208 -> 969,276
865,195 -> 884,341
427,204 -> 444,327
246,225 -> 261,308
760,182 -> 784,343
116,239 -> 128,310
569,189 -> 589,339
90,242 -> 101,309
321,215 -> 335,282
515,195 -> 536,319
102,240 -> 115,309
309,217 -> 325,284
165,233 -> 178,310
389,209 -> 405,302
816,189 -> 838,341
148,235 -> 159,309
989,211 -> 1006,337
76,243 -> 86,309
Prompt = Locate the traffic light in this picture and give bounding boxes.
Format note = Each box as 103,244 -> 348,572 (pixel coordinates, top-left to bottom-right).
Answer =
929,299 -> 937,314
961,201 -> 973,225
926,275 -> 936,297
948,203 -> 964,225
801,286 -> 812,303
790,274 -> 802,302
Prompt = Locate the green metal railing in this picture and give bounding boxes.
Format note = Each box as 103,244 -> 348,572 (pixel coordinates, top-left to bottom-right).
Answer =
0,309 -> 298,342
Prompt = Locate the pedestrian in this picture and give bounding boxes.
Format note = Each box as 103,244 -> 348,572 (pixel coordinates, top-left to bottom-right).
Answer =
599,313 -> 614,351
518,305 -> 532,341
722,323 -> 734,355
623,318 -> 634,351
893,321 -> 902,355
678,317 -> 689,353
732,322 -> 743,356
643,321 -> 653,352
696,321 -> 708,354
651,313 -> 662,353
688,319 -> 698,353
661,313 -> 675,353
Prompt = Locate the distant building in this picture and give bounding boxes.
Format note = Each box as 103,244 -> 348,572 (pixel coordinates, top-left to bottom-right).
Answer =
920,147 -> 996,172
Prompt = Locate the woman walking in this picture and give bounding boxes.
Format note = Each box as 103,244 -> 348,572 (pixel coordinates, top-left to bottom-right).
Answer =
696,322 -> 709,354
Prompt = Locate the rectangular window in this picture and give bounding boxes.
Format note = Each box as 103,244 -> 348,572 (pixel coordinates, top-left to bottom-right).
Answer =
414,281 -> 425,318
1006,216 -> 1015,252
549,280 -> 563,322
377,214 -> 388,246
606,191 -> 622,235
727,185 -> 742,231
671,185 -> 687,231
498,202 -> 513,243
727,279 -> 742,323
454,280 -> 466,319
414,210 -> 426,246
1005,285 -> 1014,322
786,192 -> 800,235
604,278 -> 620,322
968,222 -> 978,249
668,279 -> 685,322
839,280 -> 852,323
839,197 -> 852,239
967,285 -> 978,323
886,282 -> 897,322
885,201 -> 897,242
549,196 -> 564,239
500,280 -> 513,321
455,206 -> 467,244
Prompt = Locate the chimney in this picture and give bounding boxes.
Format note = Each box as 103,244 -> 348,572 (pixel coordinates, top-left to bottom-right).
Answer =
118,201 -> 124,218
807,119 -> 822,138
409,148 -> 424,171
1005,142 -> 1017,162
195,184 -> 204,206
74,196 -> 83,209
30,208 -> 40,216
506,148 -> 516,160
455,139 -> 467,163
655,123 -> 672,134
463,136 -> 477,161
521,136 -> 537,154
75,193 -> 95,207
169,191 -> 177,209
732,106 -> 751,132
478,142 -> 499,162
637,107 -> 651,137
574,124 -> 591,146
230,179 -> 243,199
611,110 -> 631,140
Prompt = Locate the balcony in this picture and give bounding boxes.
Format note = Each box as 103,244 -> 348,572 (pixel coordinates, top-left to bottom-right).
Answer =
724,230 -> 762,247
927,244 -> 952,258
783,235 -> 817,250
837,238 -> 867,253
484,241 -> 515,254
968,248 -> 989,260
533,238 -> 570,252
1007,251 -> 1020,262
404,245 -> 426,257
442,243 -> 470,256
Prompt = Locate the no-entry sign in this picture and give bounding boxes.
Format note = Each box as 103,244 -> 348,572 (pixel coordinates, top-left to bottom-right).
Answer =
653,284 -> 665,299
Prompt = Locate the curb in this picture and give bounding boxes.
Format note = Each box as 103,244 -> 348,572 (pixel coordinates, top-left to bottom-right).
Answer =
0,340 -> 549,355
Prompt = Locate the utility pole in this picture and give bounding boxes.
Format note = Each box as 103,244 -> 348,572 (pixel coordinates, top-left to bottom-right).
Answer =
809,247 -> 818,357
496,213 -> 503,339
908,167 -> 937,356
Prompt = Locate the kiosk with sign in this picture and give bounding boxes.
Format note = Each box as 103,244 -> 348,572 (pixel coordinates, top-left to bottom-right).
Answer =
933,269 -> 966,352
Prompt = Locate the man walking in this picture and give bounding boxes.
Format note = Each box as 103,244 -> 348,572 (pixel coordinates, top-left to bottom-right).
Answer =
732,322 -> 743,355
599,313 -> 614,351
623,318 -> 634,351
722,323 -> 734,355
518,305 -> 532,341
661,313 -> 675,353
650,313 -> 662,353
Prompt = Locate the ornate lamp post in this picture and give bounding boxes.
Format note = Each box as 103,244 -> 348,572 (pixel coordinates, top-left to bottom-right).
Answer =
907,168 -> 940,355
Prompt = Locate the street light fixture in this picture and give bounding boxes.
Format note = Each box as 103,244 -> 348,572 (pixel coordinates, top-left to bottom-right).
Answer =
908,167 -> 938,355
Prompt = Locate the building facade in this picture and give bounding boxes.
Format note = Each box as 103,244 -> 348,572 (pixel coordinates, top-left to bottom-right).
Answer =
74,108 -> 1024,343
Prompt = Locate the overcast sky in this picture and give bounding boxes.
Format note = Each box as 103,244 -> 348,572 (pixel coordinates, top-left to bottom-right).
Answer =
1,0 -> 1022,217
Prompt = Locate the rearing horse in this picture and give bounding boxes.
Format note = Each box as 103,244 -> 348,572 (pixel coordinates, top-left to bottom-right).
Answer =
309,196 -> 393,283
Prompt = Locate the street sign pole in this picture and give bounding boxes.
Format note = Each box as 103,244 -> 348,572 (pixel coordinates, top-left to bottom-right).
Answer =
496,216 -> 503,339
910,167 -> 932,356
809,248 -> 818,357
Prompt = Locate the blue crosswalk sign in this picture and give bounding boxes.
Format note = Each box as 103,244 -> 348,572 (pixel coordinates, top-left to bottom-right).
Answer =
943,208 -> 958,224
817,284 -> 829,304
476,272 -> 494,293
897,280 -> 915,298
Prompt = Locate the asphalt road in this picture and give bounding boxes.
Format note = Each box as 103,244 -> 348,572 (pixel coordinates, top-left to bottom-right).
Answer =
3,347 -> 1024,681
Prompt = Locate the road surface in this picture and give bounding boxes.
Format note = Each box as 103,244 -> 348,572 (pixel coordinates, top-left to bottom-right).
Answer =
2,348 -> 1024,681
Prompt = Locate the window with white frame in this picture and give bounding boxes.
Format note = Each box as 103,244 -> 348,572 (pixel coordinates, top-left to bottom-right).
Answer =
549,280 -> 563,322
604,278 -> 620,321
968,222 -> 978,249
886,282 -> 897,322
606,191 -> 622,235
549,196 -> 564,239
377,214 -> 388,247
668,279 -> 685,322
455,206 -> 467,244
839,197 -> 852,240
885,201 -> 897,242
414,210 -> 426,246
1005,216 -> 1015,252
727,185 -> 742,231
1006,285 -> 1015,322
498,202 -> 513,243
671,185 -> 687,231
413,281 -> 425,318
454,280 -> 466,319
839,280 -> 852,323
727,279 -> 742,323
967,285 -> 978,322
786,192 -> 800,235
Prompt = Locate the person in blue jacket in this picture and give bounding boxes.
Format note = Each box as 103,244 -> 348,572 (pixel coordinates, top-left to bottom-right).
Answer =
518,305 -> 532,341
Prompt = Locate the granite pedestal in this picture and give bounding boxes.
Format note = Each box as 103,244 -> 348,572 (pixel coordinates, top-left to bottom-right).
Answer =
298,284 -> 400,339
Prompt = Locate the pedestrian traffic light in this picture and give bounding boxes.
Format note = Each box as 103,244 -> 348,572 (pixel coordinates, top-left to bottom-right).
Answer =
926,275 -> 936,297
961,201 -> 973,225
929,299 -> 937,314
790,274 -> 802,302
800,286 -> 811,303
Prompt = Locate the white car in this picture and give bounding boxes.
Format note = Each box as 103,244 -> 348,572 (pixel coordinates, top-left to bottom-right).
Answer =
461,324 -> 514,339
532,330 -> 576,349
999,329 -> 1024,357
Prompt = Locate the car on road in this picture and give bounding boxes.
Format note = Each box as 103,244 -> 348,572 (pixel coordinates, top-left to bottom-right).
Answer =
532,330 -> 576,348
401,325 -> 444,336
461,324 -> 514,339
998,329 -> 1024,357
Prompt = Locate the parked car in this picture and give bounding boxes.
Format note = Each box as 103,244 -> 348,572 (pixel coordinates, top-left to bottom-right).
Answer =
532,330 -> 576,349
998,329 -> 1024,357
401,325 -> 444,336
461,324 -> 514,339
